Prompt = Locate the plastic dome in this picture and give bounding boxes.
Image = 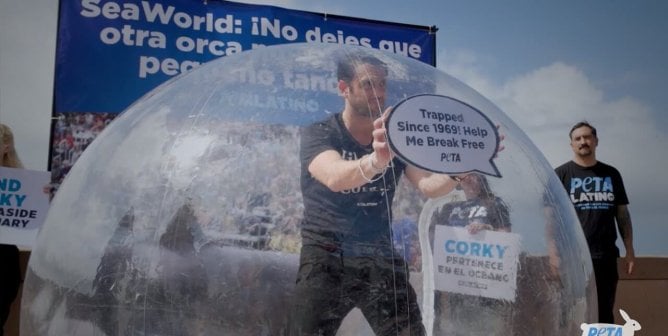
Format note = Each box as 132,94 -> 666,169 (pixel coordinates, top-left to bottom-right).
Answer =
21,43 -> 595,335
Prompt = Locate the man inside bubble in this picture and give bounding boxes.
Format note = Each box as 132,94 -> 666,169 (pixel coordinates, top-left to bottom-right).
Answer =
291,53 -> 485,336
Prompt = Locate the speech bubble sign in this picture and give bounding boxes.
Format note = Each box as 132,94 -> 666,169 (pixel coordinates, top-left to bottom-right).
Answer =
386,94 -> 501,177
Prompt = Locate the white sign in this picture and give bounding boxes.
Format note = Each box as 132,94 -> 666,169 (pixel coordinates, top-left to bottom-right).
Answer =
386,94 -> 501,177
0,167 -> 50,246
432,225 -> 521,301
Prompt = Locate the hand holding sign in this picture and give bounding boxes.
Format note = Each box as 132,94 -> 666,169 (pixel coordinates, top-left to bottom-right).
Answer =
386,94 -> 502,177
371,108 -> 395,169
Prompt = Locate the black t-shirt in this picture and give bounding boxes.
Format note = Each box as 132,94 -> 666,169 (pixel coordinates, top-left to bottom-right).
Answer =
299,113 -> 406,253
431,197 -> 511,230
555,161 -> 629,259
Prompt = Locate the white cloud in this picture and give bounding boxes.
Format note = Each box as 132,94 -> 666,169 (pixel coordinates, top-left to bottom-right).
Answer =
439,48 -> 668,255
440,48 -> 664,173
497,63 -> 662,182
437,49 -> 499,101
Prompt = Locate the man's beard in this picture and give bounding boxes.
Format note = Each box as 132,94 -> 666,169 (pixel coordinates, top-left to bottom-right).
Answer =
354,102 -> 383,118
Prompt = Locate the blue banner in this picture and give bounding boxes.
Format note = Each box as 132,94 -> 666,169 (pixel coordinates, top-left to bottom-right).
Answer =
49,0 -> 436,189
55,0 -> 436,113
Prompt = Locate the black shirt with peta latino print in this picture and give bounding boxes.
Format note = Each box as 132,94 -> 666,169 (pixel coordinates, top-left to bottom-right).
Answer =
299,113 -> 405,254
555,161 -> 629,259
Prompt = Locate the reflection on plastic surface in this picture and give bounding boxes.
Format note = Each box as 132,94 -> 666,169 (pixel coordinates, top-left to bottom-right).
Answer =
22,43 -> 595,335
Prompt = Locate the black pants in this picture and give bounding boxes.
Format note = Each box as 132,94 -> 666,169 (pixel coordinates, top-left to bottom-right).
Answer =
592,257 -> 619,323
290,244 -> 425,336
0,245 -> 21,336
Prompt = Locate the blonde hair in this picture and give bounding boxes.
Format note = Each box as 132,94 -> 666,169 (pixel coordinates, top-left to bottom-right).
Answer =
0,123 -> 24,168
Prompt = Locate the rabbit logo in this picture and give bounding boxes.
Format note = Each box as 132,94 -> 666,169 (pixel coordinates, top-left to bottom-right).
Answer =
580,309 -> 641,336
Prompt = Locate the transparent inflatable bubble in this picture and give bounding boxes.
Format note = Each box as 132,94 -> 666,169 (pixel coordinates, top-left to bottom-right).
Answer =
22,43 -> 595,336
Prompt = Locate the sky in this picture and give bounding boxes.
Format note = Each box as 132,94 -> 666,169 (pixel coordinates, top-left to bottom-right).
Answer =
1,0 -> 667,255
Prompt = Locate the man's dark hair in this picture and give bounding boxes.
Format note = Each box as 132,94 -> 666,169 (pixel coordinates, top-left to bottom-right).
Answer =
569,121 -> 597,139
336,54 -> 388,83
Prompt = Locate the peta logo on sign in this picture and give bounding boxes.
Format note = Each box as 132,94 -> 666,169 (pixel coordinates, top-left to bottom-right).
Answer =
580,309 -> 641,336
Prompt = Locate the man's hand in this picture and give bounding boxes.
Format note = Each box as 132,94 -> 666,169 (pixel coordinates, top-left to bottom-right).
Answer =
466,222 -> 494,234
371,108 -> 394,168
624,250 -> 636,275
494,124 -> 505,158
